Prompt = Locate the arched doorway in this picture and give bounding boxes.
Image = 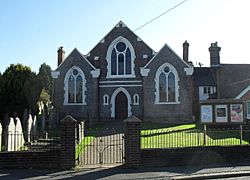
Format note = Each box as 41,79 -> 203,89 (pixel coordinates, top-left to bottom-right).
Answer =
115,92 -> 128,120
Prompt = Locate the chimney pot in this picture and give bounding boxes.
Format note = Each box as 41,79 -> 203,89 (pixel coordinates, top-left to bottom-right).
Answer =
183,40 -> 189,63
57,46 -> 65,66
209,42 -> 221,67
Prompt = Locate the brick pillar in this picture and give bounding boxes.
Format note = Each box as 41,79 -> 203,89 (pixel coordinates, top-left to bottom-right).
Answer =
124,116 -> 141,167
60,115 -> 76,169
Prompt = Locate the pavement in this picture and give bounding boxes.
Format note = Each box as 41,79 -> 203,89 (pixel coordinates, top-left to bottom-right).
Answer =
2,162 -> 250,179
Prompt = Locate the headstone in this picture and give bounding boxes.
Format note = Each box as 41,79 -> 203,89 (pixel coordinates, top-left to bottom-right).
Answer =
6,118 -> 15,151
15,117 -> 24,151
27,114 -> 33,142
32,115 -> 37,139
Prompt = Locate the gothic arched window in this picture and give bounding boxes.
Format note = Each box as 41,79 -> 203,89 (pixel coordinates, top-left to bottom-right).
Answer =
107,37 -> 135,78
64,66 -> 86,105
155,63 -> 179,104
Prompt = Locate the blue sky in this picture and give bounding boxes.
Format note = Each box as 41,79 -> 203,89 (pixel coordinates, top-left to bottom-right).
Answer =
0,0 -> 250,73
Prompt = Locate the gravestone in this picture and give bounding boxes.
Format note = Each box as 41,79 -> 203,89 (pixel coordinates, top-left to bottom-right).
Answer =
27,114 -> 33,142
15,117 -> 24,150
32,115 -> 37,139
6,118 -> 15,151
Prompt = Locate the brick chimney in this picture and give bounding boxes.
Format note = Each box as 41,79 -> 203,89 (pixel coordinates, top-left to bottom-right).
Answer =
183,40 -> 189,63
57,46 -> 65,66
209,42 -> 221,67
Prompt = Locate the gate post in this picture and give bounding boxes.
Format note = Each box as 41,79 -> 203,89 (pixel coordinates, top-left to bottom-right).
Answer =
124,116 -> 141,167
60,115 -> 77,169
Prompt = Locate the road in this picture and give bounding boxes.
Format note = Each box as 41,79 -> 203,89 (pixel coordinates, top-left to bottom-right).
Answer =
2,162 -> 250,179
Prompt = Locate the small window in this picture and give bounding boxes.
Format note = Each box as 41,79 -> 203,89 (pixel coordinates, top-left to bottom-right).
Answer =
143,54 -> 148,59
103,94 -> 109,105
133,94 -> 139,105
203,87 -> 207,94
203,87 -> 211,94
207,87 -> 211,94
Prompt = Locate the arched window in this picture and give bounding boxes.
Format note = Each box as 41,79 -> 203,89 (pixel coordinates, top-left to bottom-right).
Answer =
64,66 -> 86,105
103,94 -> 109,105
107,37 -> 135,78
155,63 -> 179,104
133,94 -> 139,105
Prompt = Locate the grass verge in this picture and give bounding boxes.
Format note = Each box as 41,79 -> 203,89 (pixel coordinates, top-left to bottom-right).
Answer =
141,123 -> 249,149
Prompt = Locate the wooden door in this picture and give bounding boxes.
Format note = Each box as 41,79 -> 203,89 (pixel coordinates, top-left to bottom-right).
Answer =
115,92 -> 128,120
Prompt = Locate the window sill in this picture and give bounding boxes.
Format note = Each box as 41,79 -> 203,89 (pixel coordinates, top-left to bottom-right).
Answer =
155,101 -> 180,105
64,103 -> 86,106
106,75 -> 136,79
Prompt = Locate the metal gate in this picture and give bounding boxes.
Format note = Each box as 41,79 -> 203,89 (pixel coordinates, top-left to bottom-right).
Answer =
76,128 -> 124,167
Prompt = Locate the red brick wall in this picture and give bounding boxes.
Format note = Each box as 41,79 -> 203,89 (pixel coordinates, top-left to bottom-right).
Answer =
141,146 -> 250,167
0,150 -> 60,169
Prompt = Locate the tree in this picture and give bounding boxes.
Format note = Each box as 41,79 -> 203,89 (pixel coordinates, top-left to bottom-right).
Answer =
1,64 -> 39,118
37,63 -> 53,97
23,72 -> 43,113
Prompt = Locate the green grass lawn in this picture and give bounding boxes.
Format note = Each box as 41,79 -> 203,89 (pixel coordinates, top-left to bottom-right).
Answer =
75,136 -> 94,160
75,122 -> 250,155
141,123 -> 250,149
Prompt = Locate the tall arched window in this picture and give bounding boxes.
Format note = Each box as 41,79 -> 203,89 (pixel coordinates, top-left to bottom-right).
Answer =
106,36 -> 135,78
64,66 -> 86,105
155,63 -> 179,104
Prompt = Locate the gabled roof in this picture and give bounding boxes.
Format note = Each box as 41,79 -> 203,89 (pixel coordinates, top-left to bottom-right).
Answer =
235,85 -> 250,99
55,48 -> 96,71
144,43 -> 190,68
218,64 -> 250,99
193,67 -> 216,86
86,21 -> 156,57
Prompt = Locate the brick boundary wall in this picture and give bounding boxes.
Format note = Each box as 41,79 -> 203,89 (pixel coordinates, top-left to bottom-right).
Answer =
0,115 -> 78,169
0,150 -> 60,168
141,146 -> 250,167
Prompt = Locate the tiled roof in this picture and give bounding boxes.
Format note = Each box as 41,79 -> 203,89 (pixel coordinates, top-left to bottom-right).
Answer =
193,67 -> 216,86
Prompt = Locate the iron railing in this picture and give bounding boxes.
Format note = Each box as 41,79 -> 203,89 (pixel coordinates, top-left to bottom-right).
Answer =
1,130 -> 60,152
141,127 -> 250,149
